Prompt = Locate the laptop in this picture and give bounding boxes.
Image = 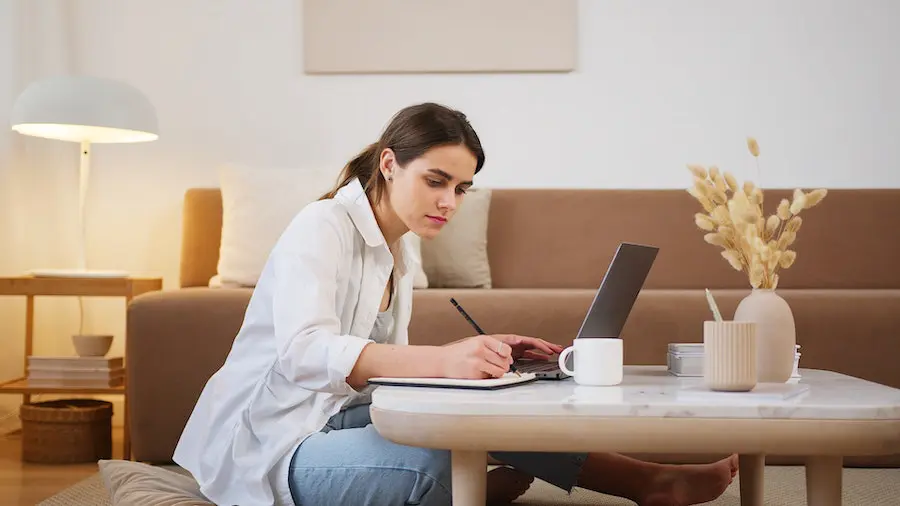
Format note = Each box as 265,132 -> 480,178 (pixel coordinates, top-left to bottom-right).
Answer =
514,242 -> 659,379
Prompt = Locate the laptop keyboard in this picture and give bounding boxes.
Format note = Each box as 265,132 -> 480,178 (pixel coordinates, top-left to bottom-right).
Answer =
515,360 -> 561,373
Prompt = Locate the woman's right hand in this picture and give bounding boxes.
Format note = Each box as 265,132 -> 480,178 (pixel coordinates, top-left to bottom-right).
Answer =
439,335 -> 516,379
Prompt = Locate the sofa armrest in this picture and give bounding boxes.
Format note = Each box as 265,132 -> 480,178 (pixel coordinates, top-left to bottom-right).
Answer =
126,287 -> 251,463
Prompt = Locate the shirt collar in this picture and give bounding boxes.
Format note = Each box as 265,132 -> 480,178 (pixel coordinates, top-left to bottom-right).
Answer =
335,177 -> 415,277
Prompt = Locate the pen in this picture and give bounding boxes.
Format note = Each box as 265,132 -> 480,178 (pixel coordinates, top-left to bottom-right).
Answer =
705,288 -> 723,322
449,297 -> 521,377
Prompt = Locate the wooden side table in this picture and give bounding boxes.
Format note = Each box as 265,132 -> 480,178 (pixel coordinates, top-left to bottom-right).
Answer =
0,275 -> 163,460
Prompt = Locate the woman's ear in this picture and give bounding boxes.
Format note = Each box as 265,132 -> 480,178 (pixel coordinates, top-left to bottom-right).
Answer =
379,148 -> 396,180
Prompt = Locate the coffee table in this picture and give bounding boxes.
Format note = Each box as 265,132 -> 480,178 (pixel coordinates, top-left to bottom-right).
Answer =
370,366 -> 900,506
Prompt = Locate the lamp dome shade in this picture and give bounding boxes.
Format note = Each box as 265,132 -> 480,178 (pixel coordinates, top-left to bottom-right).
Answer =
10,75 -> 159,143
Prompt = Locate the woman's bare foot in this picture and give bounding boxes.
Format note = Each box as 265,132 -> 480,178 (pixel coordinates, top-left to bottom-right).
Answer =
639,454 -> 738,506
486,466 -> 534,505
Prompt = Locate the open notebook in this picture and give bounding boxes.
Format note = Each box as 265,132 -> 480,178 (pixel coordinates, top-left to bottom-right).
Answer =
368,372 -> 538,390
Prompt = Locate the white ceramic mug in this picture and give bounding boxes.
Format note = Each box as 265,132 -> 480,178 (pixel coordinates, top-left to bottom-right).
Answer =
558,338 -> 624,386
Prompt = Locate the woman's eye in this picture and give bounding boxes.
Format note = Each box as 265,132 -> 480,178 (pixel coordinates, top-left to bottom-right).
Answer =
456,187 -> 468,195
427,179 -> 442,187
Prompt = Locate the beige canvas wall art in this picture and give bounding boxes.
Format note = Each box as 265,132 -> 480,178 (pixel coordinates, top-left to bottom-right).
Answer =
302,0 -> 578,74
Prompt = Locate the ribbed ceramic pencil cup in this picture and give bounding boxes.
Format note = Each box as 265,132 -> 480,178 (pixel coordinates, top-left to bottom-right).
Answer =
703,321 -> 758,392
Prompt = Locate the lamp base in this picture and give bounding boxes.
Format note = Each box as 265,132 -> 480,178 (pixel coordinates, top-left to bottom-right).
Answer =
27,268 -> 130,279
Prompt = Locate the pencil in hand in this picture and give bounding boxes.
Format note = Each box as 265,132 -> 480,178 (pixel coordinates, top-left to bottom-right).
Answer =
450,298 -> 522,377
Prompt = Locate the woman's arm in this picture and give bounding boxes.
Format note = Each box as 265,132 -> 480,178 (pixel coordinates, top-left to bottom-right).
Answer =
270,206 -> 380,396
269,203 -> 522,393
346,343 -> 444,389
346,334 -> 517,389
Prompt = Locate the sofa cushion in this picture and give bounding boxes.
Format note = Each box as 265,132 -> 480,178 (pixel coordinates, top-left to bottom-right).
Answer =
214,163 -> 335,287
98,459 -> 213,505
213,165 -> 430,288
420,187 -> 492,288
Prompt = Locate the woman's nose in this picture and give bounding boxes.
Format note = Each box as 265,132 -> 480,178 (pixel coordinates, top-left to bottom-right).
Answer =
438,192 -> 456,211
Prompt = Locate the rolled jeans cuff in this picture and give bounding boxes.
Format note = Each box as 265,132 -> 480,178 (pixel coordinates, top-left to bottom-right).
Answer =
488,451 -> 589,493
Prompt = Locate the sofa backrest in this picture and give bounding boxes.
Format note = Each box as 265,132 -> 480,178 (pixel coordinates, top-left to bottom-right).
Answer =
180,187 -> 900,290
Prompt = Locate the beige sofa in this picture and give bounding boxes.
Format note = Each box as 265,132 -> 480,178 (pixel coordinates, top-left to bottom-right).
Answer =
127,186 -> 900,467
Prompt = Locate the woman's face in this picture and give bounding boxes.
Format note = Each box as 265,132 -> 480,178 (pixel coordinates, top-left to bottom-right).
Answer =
381,144 -> 477,240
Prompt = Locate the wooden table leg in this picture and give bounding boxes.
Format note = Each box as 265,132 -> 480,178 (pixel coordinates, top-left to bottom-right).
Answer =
739,454 -> 765,506
451,450 -> 486,506
806,456 -> 842,505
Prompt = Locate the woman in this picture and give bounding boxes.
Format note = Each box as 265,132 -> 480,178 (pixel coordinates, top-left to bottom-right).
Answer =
174,102 -> 738,506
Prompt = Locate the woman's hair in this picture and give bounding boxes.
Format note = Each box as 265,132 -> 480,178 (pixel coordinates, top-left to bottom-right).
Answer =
319,102 -> 485,204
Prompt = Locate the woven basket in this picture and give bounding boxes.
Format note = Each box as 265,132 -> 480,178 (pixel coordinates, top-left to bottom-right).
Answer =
20,399 -> 113,464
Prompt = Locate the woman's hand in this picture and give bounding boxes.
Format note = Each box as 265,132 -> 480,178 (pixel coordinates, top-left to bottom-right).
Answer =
440,334 -> 516,379
439,334 -> 563,379
492,334 -> 564,361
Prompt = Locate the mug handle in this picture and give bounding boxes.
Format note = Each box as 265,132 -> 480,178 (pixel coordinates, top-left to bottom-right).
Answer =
558,346 -> 575,376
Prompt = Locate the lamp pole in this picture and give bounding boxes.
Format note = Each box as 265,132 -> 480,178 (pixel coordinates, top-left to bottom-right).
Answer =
78,140 -> 90,272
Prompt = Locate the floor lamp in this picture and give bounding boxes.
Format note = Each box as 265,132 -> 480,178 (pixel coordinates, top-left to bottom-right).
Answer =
9,75 -> 159,278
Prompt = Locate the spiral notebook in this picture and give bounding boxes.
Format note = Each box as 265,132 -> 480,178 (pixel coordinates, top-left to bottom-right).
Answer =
368,372 -> 538,390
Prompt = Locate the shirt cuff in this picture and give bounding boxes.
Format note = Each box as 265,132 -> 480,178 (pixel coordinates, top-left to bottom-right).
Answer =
329,334 -> 374,394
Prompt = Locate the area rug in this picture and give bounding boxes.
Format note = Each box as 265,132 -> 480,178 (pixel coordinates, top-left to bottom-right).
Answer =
38,466 -> 900,505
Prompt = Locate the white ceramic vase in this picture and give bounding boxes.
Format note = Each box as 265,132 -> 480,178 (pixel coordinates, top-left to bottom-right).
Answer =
733,288 -> 796,383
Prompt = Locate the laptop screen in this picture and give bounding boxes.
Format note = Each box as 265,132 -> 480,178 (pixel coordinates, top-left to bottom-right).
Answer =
575,242 -> 659,339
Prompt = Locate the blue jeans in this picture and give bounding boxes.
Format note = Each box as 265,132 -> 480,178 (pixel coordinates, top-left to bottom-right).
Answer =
287,403 -> 588,506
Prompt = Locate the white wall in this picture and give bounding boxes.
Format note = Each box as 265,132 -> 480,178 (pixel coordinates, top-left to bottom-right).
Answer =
1,0 -> 898,422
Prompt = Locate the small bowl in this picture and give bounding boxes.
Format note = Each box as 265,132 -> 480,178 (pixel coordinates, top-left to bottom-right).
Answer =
72,334 -> 113,357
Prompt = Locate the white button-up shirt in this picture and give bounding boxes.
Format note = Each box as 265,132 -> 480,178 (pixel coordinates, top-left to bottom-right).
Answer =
173,177 -> 417,505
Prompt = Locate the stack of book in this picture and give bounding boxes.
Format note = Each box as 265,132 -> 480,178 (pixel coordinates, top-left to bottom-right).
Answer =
667,343 -> 801,379
26,356 -> 124,388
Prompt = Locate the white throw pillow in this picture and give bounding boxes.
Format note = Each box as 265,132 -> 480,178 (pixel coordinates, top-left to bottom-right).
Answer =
213,163 -> 337,287
420,188 -> 492,288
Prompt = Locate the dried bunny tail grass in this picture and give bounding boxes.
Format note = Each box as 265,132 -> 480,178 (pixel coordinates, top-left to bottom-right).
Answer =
804,188 -> 828,208
687,187 -> 715,212
765,215 -> 780,236
729,194 -> 758,224
704,232 -> 728,247
724,172 -> 739,193
777,198 -> 792,220
777,230 -> 797,250
747,137 -> 760,157
767,250 -> 783,271
709,166 -> 721,179
780,250 -> 797,268
712,205 -> 730,224
721,249 -> 744,271
743,181 -> 756,196
687,164 -> 707,179
718,225 -> 736,241
785,216 -> 802,233
694,177 -> 727,205
771,273 -> 780,289
749,261 -> 765,288
752,187 -> 764,206
790,193 -> 808,215
712,172 -> 727,194
695,213 -> 716,231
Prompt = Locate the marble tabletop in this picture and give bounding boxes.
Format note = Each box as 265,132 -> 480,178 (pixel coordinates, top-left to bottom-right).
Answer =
370,366 -> 900,420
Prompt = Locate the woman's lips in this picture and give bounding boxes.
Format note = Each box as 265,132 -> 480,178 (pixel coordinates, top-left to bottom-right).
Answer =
427,215 -> 447,224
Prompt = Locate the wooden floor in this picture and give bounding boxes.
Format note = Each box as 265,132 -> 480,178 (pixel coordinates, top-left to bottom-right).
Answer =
0,426 -> 123,506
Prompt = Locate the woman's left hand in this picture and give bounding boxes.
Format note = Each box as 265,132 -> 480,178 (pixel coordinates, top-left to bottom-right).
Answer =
491,334 -> 564,361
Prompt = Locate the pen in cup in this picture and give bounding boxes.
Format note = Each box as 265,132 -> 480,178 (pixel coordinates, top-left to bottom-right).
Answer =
705,288 -> 723,322
449,297 -> 521,377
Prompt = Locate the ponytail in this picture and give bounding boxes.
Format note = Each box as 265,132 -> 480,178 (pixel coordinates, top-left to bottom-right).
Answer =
319,142 -> 384,202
